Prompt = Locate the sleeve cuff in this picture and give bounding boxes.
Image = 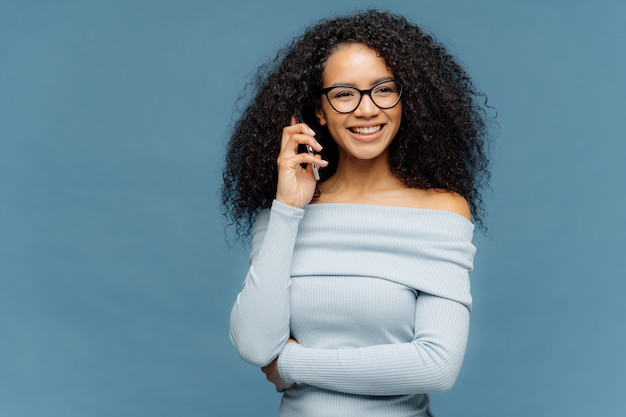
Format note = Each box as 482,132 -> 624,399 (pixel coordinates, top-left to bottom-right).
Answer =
270,199 -> 306,219
277,343 -> 300,385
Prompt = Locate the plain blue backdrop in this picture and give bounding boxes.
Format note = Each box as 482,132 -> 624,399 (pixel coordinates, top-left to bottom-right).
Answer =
1,0 -> 624,416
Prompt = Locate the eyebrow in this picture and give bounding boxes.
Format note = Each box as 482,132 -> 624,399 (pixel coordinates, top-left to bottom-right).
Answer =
324,77 -> 395,89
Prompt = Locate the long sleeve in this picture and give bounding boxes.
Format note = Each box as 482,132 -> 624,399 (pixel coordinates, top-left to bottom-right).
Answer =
277,293 -> 469,396
229,202 -> 476,417
229,201 -> 304,367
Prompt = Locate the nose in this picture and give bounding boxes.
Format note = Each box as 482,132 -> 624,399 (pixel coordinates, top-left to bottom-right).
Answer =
353,92 -> 379,117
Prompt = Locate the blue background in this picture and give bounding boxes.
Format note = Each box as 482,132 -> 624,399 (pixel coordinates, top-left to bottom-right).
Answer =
1,0 -> 624,416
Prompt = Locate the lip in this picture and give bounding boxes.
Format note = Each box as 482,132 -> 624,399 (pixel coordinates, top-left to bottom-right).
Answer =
347,123 -> 386,142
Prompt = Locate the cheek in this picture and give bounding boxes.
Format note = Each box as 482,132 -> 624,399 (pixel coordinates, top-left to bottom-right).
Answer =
318,109 -> 343,131
394,102 -> 403,120
325,117 -> 348,138
390,106 -> 403,131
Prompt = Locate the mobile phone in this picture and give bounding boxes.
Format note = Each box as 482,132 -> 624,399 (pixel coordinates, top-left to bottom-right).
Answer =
305,144 -> 320,181
296,114 -> 320,181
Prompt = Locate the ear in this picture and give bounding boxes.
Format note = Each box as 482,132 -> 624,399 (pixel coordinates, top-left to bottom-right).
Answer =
315,107 -> 327,126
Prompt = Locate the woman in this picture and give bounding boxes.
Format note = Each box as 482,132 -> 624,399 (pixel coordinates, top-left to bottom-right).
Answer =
223,9 -> 491,417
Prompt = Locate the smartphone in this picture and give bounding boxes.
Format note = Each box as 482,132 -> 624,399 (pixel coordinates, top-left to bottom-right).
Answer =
296,113 -> 320,181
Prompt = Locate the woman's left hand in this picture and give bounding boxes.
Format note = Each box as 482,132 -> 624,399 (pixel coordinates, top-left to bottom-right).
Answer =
261,338 -> 298,392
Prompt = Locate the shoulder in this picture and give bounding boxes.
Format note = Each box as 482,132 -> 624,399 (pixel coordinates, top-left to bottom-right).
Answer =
405,189 -> 471,220
313,183 -> 471,220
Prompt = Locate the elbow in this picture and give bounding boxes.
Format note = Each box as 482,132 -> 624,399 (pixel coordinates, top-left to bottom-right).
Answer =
413,342 -> 465,393
427,356 -> 464,393
237,349 -> 276,368
229,308 -> 279,367
429,370 -> 459,393
229,330 -> 278,367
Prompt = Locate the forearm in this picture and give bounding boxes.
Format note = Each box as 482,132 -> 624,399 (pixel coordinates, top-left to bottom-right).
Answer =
278,295 -> 470,395
229,201 -> 304,367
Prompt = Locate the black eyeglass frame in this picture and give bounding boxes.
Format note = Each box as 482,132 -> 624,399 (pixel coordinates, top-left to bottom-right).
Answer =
320,80 -> 403,114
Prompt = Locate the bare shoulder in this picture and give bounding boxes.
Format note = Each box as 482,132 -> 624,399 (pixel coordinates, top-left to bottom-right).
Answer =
405,189 -> 471,220
314,181 -> 471,220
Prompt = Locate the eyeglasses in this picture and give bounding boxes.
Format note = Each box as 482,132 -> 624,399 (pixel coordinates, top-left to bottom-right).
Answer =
320,80 -> 402,114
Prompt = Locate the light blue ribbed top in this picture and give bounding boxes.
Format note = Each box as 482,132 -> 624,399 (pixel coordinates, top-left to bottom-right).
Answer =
230,201 -> 476,417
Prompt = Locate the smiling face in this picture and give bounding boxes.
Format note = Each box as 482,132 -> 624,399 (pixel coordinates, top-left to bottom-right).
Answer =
316,43 -> 402,164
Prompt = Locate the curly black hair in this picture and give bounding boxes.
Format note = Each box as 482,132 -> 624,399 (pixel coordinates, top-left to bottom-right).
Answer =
222,9 -> 492,236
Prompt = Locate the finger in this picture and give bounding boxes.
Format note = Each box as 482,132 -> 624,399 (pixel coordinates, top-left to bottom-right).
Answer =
279,152 -> 327,172
302,153 -> 328,170
280,116 -> 319,155
281,124 -> 302,150
280,133 -> 322,157
287,116 -> 316,138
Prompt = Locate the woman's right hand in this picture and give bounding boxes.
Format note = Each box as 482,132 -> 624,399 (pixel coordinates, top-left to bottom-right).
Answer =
275,115 -> 328,208
260,338 -> 299,392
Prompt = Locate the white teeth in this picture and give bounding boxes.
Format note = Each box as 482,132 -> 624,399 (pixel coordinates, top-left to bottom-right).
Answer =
351,125 -> 382,135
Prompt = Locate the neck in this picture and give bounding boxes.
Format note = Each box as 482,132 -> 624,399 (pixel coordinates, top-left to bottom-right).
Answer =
320,153 -> 406,197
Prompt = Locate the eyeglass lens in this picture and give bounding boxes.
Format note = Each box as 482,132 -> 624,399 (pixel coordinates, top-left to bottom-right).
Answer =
324,81 -> 401,113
